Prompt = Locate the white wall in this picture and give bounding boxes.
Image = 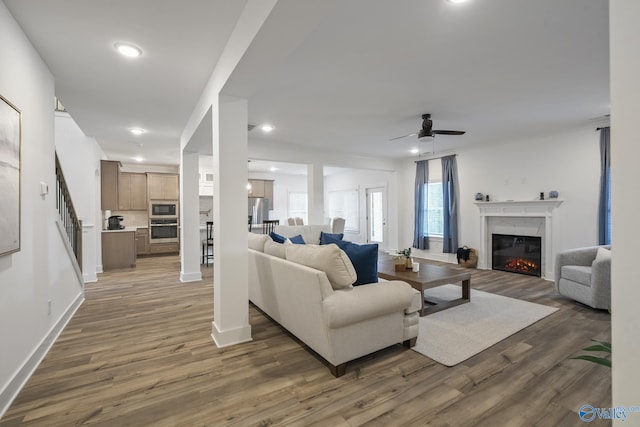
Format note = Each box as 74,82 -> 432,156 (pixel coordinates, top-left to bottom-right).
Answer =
324,168 -> 398,249
54,113 -> 103,281
398,125 -> 601,266
611,0 -> 640,418
0,3 -> 83,415
248,171 -> 307,223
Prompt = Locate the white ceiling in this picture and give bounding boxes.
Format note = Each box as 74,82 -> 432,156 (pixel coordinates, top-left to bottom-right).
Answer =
4,0 -> 609,166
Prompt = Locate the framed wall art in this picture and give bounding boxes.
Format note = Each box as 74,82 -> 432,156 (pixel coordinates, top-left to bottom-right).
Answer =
0,94 -> 21,256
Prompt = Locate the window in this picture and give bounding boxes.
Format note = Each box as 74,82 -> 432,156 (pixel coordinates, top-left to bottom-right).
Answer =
423,182 -> 443,236
328,189 -> 359,232
288,192 -> 308,224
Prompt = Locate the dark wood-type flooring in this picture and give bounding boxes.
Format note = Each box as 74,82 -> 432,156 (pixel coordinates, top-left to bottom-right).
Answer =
1,256 -> 611,426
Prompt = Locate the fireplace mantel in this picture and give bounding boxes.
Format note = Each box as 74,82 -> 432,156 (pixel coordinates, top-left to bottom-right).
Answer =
475,200 -> 563,279
474,199 -> 563,215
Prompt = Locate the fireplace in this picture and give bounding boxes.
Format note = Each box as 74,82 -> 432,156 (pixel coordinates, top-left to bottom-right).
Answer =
492,234 -> 542,277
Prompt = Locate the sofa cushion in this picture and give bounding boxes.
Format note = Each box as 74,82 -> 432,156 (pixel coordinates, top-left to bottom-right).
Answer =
320,234 -> 378,286
320,231 -> 344,243
248,232 -> 268,252
561,265 -> 592,286
269,231 -> 287,243
273,225 -> 332,244
288,234 -> 306,244
285,243 -> 356,290
264,239 -> 287,258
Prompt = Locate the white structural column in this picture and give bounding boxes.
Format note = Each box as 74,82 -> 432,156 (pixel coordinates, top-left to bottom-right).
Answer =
180,150 -> 202,282
307,162 -> 325,224
211,95 -> 251,347
611,0 -> 640,415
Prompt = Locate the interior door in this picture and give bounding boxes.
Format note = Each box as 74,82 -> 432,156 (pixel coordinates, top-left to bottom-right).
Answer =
366,187 -> 386,249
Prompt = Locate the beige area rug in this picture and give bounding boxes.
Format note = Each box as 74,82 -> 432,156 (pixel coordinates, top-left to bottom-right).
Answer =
412,284 -> 558,366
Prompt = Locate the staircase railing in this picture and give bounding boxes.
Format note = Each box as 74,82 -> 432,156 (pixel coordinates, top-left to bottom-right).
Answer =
55,154 -> 82,271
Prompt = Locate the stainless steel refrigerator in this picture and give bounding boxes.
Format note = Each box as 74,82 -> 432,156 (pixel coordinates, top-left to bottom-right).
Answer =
248,197 -> 269,225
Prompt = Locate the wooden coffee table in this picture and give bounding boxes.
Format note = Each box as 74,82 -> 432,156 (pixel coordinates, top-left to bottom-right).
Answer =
378,258 -> 471,316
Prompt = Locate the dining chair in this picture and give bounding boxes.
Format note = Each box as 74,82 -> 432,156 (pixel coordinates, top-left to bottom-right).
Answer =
287,217 -> 296,226
332,217 -> 346,233
262,219 -> 279,235
202,221 -> 213,265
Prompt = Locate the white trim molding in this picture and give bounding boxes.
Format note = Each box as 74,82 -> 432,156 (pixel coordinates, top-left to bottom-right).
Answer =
475,200 -> 563,279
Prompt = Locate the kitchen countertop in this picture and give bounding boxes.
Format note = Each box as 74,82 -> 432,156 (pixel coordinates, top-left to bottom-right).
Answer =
102,226 -> 146,233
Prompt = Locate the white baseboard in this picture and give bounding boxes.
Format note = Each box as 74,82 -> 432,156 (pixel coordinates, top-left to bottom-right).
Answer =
0,293 -> 85,419
180,271 -> 202,283
211,321 -> 252,348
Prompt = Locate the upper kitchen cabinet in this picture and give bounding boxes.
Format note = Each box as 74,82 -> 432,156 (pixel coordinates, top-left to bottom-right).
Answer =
248,179 -> 265,198
101,160 -> 121,210
119,172 -> 147,210
147,173 -> 179,200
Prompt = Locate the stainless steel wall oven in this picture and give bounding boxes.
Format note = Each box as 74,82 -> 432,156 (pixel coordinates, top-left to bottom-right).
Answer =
149,218 -> 179,243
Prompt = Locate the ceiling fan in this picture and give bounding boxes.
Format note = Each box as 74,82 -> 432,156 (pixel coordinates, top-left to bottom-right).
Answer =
390,114 -> 465,141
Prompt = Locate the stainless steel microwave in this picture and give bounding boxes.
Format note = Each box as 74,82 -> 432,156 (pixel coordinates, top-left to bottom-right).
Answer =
150,201 -> 178,217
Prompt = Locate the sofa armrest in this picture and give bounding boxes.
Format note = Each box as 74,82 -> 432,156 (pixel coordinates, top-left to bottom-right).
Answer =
323,281 -> 419,329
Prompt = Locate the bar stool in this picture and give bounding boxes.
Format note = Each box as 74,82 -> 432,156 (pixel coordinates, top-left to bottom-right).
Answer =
202,221 -> 213,265
262,219 -> 279,235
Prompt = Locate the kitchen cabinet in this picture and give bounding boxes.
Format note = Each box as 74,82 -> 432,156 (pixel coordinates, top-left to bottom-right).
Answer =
135,228 -> 149,256
102,230 -> 136,270
101,160 -> 121,210
119,172 -> 147,210
248,179 -> 274,210
147,173 -> 179,200
248,179 -> 265,198
149,242 -> 179,254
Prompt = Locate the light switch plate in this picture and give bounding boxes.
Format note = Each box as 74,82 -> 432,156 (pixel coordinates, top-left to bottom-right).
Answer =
40,182 -> 49,196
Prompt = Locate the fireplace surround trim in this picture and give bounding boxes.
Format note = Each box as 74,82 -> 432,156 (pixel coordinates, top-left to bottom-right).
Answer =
475,199 -> 563,279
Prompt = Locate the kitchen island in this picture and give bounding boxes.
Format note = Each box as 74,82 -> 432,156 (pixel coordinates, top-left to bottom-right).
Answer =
102,228 -> 136,270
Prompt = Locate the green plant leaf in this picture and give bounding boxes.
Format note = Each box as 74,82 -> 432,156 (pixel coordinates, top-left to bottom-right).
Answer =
571,355 -> 612,368
582,344 -> 611,353
590,340 -> 611,351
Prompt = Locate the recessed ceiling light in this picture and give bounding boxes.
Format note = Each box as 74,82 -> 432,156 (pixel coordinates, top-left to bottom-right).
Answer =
133,156 -> 144,162
130,128 -> 146,135
410,148 -> 420,154
269,167 -> 279,172
261,124 -> 274,133
447,0 -> 469,3
115,42 -> 142,58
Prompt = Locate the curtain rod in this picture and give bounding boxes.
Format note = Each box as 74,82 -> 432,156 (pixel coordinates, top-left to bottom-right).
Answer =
414,154 -> 456,163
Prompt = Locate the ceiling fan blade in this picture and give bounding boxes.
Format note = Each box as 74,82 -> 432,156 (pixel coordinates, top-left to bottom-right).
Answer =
432,130 -> 465,135
389,132 -> 417,141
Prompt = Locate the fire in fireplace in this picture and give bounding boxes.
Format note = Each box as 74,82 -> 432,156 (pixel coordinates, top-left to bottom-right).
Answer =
491,233 -> 542,277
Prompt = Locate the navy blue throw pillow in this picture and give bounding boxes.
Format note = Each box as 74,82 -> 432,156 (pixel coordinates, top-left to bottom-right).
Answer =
269,231 -> 286,243
320,231 -> 344,244
288,234 -> 305,244
320,234 -> 378,285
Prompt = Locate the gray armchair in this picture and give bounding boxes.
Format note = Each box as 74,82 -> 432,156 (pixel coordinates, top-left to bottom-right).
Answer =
554,245 -> 611,310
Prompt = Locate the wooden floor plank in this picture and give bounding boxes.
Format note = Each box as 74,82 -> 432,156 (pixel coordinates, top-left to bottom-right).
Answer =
0,256 -> 611,426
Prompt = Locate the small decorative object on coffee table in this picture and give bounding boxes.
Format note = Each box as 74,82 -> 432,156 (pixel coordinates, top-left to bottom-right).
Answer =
396,247 -> 413,269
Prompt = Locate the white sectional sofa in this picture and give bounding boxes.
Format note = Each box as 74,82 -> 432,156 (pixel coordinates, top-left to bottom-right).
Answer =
248,232 -> 421,377
272,224 -> 332,244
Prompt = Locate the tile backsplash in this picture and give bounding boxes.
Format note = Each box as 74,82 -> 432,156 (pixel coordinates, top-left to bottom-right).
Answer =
108,210 -> 149,227
200,196 -> 213,224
